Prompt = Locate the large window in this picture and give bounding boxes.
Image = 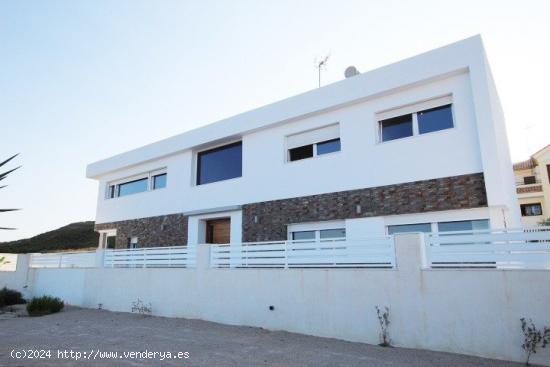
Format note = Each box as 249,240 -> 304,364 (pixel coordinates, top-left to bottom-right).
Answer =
118,178 -> 148,197
106,168 -> 167,199
521,203 -> 542,216
378,96 -> 454,142
286,124 -> 341,162
197,141 -> 242,185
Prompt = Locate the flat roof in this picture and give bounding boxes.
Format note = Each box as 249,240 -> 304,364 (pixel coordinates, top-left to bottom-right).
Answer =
87,35 -> 485,179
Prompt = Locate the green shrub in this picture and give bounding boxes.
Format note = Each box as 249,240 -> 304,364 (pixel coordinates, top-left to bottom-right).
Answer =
26,295 -> 64,316
0,287 -> 25,307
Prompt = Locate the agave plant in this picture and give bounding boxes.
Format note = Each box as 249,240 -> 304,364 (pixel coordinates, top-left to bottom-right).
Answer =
0,154 -> 20,230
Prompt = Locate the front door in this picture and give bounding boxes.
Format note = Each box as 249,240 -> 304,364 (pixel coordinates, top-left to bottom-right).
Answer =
205,218 -> 231,244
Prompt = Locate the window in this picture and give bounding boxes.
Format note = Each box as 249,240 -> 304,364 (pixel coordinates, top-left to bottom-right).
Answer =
153,173 -> 167,189
387,223 -> 431,234
118,178 -> 148,197
521,203 -> 543,216
106,169 -> 167,199
289,145 -> 313,161
417,104 -> 454,134
197,141 -> 242,185
437,219 -> 489,232
320,228 -> 346,239
286,124 -> 341,162
380,114 -> 413,142
316,138 -> 341,155
292,231 -> 316,241
523,176 -> 536,185
378,96 -> 454,142
291,228 -> 346,241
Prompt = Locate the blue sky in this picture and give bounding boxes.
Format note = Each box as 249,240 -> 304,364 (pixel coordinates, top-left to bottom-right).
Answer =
1,0 -> 549,241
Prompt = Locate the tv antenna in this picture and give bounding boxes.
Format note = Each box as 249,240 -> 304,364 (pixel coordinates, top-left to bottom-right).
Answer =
315,54 -> 330,88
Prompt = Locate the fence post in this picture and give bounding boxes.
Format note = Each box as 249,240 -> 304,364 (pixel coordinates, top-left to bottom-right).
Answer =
418,232 -> 429,269
284,241 -> 289,269
95,249 -> 105,268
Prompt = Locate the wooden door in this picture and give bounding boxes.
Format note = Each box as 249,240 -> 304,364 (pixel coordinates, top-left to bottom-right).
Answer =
205,218 -> 231,244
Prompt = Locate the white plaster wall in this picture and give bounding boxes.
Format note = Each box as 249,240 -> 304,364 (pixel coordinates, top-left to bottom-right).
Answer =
2,234 -> 548,365
94,72 -> 486,225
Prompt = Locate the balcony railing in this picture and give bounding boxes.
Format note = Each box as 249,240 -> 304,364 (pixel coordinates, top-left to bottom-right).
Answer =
210,237 -> 396,269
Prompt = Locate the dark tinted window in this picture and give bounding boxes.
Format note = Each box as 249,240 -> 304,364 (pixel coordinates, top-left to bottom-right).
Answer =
316,138 -> 341,155
523,176 -> 536,185
153,173 -> 167,189
521,203 -> 542,216
108,185 -> 116,198
289,145 -> 313,161
292,231 -> 316,240
320,228 -> 346,239
387,223 -> 431,234
118,178 -> 148,197
437,220 -> 489,232
380,114 -> 413,142
418,104 -> 453,134
197,142 -> 242,185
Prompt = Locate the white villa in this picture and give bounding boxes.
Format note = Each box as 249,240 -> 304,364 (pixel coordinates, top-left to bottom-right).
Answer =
87,35 -> 520,249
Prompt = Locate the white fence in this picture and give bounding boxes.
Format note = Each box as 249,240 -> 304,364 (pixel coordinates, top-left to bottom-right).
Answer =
210,237 -> 396,268
425,228 -> 550,269
0,253 -> 18,271
103,246 -> 196,268
30,251 -> 96,268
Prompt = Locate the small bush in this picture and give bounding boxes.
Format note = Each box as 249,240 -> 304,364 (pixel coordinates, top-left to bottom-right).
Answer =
0,287 -> 25,307
26,296 -> 64,316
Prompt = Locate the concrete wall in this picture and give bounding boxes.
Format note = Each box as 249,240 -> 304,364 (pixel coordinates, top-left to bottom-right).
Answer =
2,234 -> 548,365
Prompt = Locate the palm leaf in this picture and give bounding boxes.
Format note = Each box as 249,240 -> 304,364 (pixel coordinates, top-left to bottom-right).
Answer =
0,154 -> 18,168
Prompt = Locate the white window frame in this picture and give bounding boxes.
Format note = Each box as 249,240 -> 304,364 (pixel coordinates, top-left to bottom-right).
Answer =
377,95 -> 454,143
106,168 -> 167,200
287,220 -> 346,241
285,123 -> 341,163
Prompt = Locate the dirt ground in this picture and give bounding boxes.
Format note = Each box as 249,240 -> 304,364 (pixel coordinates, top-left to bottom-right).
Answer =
0,307 -> 526,366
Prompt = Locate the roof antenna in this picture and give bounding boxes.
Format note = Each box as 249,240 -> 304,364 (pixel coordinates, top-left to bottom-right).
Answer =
315,54 -> 330,88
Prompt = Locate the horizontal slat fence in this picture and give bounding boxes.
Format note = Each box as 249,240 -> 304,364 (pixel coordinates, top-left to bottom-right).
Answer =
104,246 -> 196,268
425,227 -> 550,269
210,237 -> 396,268
30,251 -> 96,268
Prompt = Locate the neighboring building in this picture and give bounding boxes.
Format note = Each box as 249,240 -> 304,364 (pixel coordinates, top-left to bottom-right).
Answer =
86,35 -> 521,249
513,145 -> 550,227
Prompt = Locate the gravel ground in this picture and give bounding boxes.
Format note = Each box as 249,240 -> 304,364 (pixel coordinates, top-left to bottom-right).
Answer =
0,307 -> 526,367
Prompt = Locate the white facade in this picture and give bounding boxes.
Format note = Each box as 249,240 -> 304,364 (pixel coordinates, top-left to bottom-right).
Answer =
87,35 -> 521,242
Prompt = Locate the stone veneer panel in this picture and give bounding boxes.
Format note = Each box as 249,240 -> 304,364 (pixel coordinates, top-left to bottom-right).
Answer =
242,173 -> 487,242
95,213 -> 188,249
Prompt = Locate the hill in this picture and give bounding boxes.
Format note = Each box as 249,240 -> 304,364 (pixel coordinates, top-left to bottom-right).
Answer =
0,221 -> 98,253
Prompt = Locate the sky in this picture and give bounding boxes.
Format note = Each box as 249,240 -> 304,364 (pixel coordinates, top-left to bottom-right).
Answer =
1,0 -> 549,242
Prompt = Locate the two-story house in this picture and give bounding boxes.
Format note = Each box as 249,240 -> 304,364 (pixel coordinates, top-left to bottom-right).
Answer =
86,35 -> 521,249
513,144 -> 550,227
